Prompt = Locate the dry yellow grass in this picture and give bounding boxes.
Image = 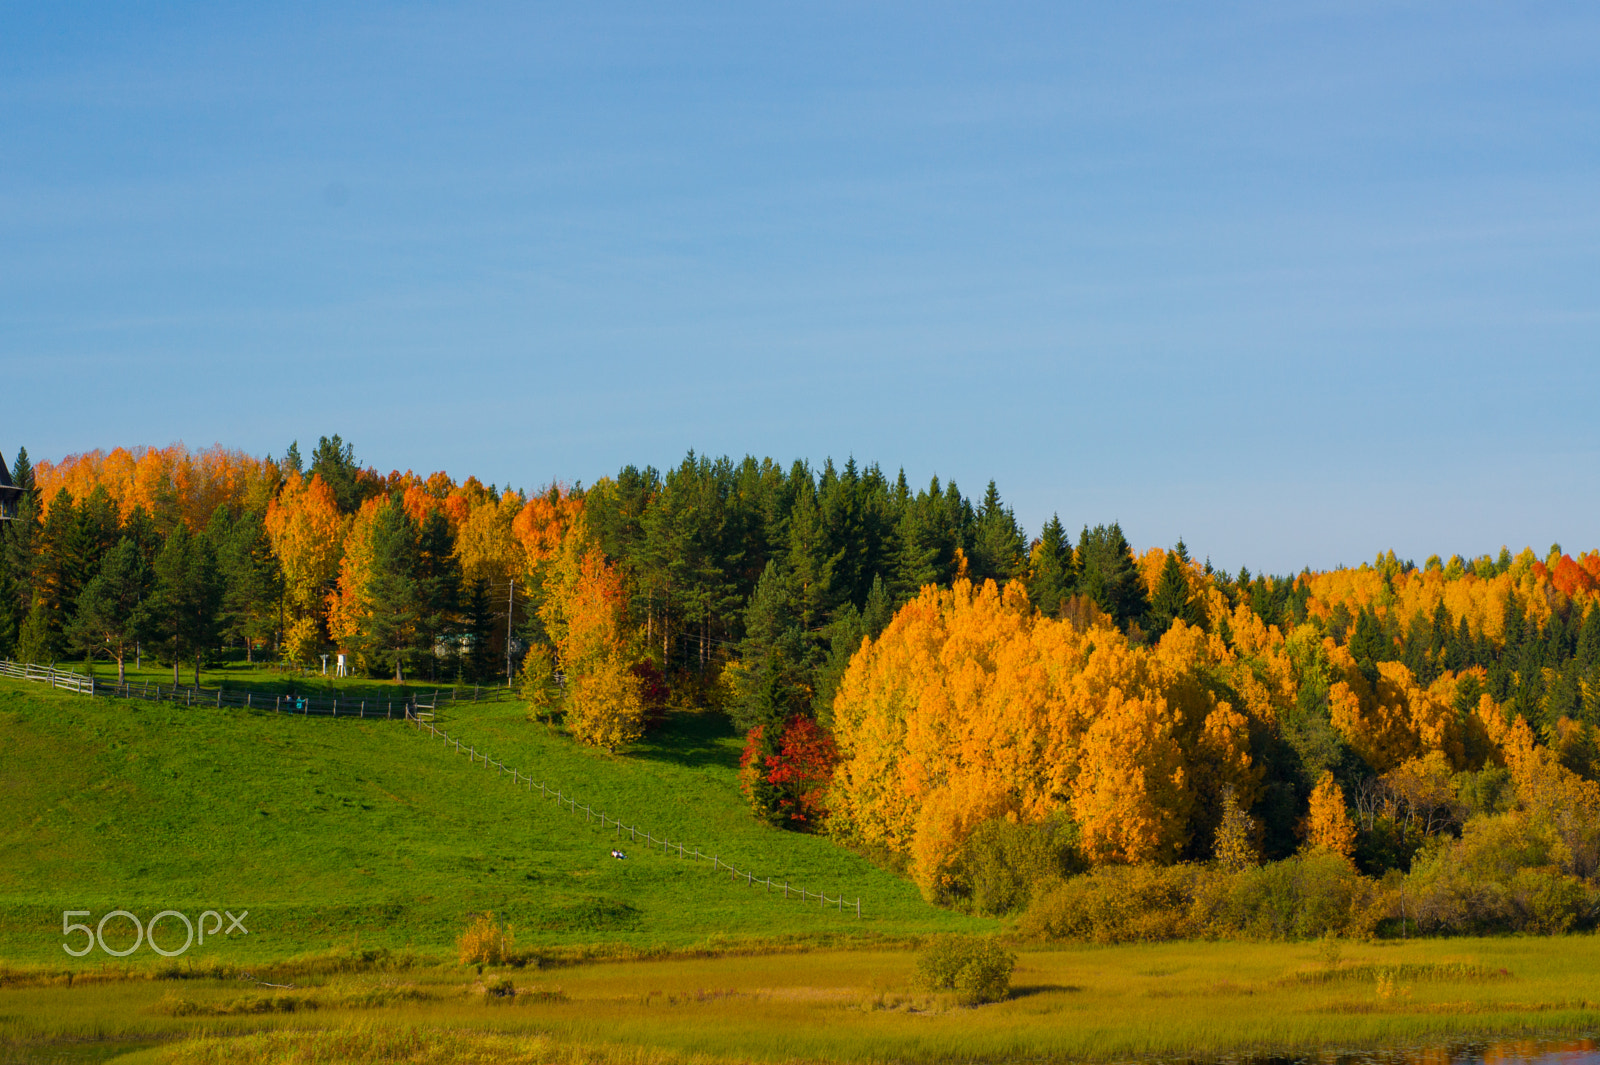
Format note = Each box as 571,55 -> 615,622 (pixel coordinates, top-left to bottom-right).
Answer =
5,937 -> 1599,1064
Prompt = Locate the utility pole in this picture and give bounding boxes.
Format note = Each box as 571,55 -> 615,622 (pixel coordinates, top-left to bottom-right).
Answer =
505,578 -> 515,683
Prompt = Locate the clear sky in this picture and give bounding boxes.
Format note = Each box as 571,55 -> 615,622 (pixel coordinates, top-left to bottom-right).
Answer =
3,3 -> 1596,573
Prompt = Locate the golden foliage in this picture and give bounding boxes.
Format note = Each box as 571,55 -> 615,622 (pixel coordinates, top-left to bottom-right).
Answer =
1305,773 -> 1357,858
538,519 -> 644,750
264,472 -> 348,658
1212,787 -> 1260,872
457,912 -> 514,967
453,487 -> 522,588
832,582 -> 1267,891
325,497 -> 387,664
512,488 -> 584,574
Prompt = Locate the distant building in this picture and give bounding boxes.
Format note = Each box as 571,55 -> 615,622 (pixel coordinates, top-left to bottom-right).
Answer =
0,452 -> 20,521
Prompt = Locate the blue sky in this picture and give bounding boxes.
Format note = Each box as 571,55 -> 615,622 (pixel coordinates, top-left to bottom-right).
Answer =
3,3 -> 1596,573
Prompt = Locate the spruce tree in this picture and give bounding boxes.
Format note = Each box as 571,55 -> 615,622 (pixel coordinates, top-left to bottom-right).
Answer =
9,447 -> 33,495
1146,550 -> 1202,640
732,560 -> 807,731
35,489 -> 90,652
1076,522 -> 1148,631
1027,515 -> 1075,617
1347,607 -> 1386,686
153,523 -> 222,686
968,481 -> 1026,585
216,509 -> 283,663
414,509 -> 461,681
461,578 -> 497,683
309,434 -> 364,513
362,496 -> 421,681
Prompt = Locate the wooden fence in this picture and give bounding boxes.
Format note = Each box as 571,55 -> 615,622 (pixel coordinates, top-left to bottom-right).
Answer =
0,659 -> 507,718
405,709 -> 864,918
0,659 -> 95,694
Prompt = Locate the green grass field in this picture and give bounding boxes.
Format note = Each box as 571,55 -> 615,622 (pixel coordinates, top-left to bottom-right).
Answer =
0,676 -> 984,968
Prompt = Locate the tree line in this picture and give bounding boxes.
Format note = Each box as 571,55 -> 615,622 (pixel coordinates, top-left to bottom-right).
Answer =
6,439 -> 1600,937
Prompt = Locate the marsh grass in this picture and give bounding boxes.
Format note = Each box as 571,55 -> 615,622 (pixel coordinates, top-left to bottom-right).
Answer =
6,938 -> 1599,1064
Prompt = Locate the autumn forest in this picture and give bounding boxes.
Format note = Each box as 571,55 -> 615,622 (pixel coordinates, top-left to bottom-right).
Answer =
4,439 -> 1599,942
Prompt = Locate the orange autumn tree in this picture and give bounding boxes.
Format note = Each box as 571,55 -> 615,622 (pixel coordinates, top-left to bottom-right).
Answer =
537,520 -> 645,751
512,486 -> 584,577
36,444 -> 277,529
830,579 -> 1262,897
1305,772 -> 1357,858
265,471 -> 348,663
325,496 -> 387,671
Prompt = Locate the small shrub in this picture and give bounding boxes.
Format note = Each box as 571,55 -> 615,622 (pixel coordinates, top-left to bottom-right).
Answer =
1019,864 -> 1196,943
914,935 -> 1015,1005
457,912 -> 514,968
482,975 -> 516,1001
938,814 -> 1084,916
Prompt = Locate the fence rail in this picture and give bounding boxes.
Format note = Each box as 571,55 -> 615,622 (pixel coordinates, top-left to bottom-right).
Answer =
0,659 -> 510,718
405,710 -> 864,919
0,659 -> 95,694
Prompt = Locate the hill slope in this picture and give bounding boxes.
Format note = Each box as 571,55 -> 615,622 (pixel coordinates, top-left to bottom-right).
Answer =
0,680 -> 984,964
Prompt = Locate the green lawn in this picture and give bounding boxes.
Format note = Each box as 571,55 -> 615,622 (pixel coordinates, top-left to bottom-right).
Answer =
0,677 -> 982,969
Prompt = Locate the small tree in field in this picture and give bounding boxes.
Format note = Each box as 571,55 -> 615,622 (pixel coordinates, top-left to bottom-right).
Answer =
457,911 -> 514,968
914,935 -> 1015,1005
1213,785 -> 1260,872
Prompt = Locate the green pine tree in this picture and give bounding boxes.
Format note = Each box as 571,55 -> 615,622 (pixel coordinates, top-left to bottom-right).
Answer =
1076,522 -> 1148,631
1027,514 -> 1075,617
1146,549 -> 1203,640
67,538 -> 153,684
732,560 -> 808,732
153,523 -> 223,686
968,481 -> 1026,585
362,496 -> 421,682
309,434 -> 365,513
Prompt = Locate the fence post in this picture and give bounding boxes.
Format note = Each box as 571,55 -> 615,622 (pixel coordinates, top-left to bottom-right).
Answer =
216,689 -> 221,708
856,898 -> 861,919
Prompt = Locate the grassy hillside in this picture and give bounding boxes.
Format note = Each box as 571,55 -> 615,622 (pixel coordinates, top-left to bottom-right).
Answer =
0,678 -> 984,965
